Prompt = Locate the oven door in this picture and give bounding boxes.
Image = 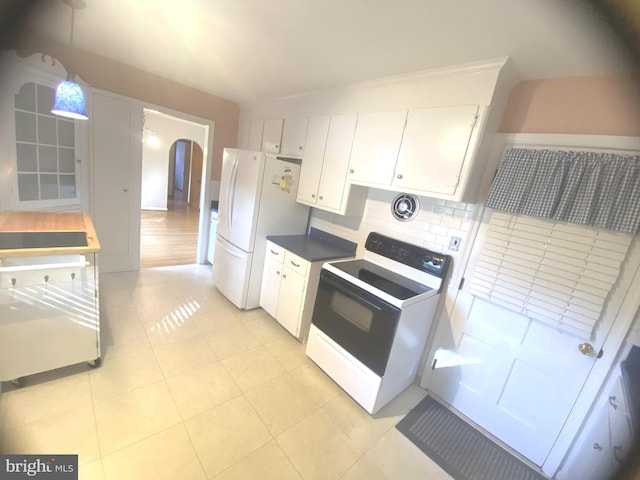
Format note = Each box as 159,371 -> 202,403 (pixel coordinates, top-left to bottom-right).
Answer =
311,268 -> 401,376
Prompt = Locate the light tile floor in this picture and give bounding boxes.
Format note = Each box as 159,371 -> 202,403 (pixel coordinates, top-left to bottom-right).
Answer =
0,264 -> 452,480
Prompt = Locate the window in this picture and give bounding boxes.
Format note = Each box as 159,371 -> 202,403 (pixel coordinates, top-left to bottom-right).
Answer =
14,82 -> 77,202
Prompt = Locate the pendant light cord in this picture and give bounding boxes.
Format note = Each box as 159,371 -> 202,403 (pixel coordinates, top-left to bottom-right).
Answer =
68,4 -> 75,81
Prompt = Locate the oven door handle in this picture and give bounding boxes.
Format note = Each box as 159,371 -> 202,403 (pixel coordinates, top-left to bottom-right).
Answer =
320,270 -> 396,313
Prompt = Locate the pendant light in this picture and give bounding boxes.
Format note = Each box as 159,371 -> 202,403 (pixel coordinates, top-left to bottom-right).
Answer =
51,0 -> 88,120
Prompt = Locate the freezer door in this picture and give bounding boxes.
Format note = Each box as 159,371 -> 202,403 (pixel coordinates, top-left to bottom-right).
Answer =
212,234 -> 253,309
217,149 -> 264,252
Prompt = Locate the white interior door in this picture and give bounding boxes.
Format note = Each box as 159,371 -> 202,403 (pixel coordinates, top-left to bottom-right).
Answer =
91,91 -> 142,273
423,209 -> 640,467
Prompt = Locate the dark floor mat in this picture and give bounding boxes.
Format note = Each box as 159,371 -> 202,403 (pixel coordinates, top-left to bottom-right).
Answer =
395,395 -> 547,480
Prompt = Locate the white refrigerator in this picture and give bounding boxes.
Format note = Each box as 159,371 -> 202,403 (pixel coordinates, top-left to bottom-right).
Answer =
213,148 -> 310,309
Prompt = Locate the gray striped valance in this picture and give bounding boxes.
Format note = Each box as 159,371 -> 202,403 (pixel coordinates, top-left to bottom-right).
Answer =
485,148 -> 640,234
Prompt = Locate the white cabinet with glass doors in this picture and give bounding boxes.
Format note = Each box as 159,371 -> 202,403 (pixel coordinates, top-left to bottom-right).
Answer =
0,53 -> 88,212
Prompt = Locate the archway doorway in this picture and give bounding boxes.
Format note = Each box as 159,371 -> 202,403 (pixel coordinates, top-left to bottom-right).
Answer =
140,138 -> 204,268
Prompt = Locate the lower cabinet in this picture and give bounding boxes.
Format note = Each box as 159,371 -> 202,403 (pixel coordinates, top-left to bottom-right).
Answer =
556,371 -> 635,480
258,240 -> 327,342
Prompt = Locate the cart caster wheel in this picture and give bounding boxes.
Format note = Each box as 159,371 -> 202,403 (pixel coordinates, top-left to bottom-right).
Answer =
10,378 -> 23,388
88,358 -> 101,368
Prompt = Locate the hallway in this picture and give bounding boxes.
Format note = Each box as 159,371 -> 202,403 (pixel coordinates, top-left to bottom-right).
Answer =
140,191 -> 200,268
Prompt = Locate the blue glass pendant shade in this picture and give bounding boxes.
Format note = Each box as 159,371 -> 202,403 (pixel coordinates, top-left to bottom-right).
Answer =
51,79 -> 88,120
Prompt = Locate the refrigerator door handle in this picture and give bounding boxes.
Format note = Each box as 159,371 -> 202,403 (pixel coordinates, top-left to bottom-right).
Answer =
229,156 -> 240,231
217,236 -> 246,259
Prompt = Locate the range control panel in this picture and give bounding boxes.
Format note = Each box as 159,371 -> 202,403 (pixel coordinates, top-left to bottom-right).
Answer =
365,232 -> 451,279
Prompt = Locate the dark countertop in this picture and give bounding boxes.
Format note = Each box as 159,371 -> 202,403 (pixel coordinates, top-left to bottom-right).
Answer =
267,228 -> 357,262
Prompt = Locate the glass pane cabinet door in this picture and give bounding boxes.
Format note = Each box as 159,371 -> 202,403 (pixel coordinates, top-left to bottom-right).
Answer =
13,81 -> 80,208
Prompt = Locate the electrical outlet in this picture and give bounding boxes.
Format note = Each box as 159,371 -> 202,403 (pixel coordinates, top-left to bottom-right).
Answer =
449,236 -> 461,251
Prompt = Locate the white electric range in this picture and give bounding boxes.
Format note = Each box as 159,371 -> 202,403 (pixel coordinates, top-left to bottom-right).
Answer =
306,232 -> 451,414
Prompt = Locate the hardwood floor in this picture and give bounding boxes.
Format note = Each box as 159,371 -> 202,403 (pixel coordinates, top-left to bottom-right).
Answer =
140,191 -> 200,268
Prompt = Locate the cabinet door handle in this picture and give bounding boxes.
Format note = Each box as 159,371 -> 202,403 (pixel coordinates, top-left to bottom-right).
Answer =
276,270 -> 280,275
270,250 -> 279,255
311,194 -> 316,198
593,443 -> 602,450
397,173 -> 403,180
290,261 -> 300,268
318,196 -> 323,200
609,395 -> 618,409
274,144 -> 279,149
349,169 -> 354,174
282,273 -> 287,279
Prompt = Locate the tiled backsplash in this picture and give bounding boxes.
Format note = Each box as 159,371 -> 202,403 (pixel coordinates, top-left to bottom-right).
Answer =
309,188 -> 478,263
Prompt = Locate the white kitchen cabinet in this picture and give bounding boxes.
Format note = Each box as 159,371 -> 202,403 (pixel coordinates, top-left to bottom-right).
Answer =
297,114 -> 367,215
259,240 -> 326,342
237,120 -> 250,149
556,372 -> 635,480
248,119 -> 265,152
394,105 -> 479,195
280,117 -> 308,157
297,115 -> 330,205
259,241 -> 285,318
275,252 -> 307,337
346,105 -> 483,201
347,110 -> 407,186
261,118 -> 284,154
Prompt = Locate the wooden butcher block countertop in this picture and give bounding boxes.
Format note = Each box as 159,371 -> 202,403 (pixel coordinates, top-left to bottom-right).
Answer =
0,211 -> 101,257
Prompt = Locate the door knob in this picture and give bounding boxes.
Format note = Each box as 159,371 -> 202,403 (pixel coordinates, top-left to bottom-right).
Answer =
578,343 -> 599,357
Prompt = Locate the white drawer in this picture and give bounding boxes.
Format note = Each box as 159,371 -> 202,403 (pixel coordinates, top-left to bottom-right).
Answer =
0,255 -> 89,288
284,250 -> 309,276
266,241 -> 285,264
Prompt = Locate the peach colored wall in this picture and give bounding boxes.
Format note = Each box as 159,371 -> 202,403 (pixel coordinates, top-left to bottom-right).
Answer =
499,74 -> 640,136
15,34 -> 239,181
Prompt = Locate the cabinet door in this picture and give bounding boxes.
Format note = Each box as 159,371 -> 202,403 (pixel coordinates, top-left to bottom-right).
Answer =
347,110 -> 406,186
394,105 -> 478,196
280,117 -> 308,157
318,114 -> 357,211
261,118 -> 284,154
237,120 -> 250,149
248,120 -> 264,152
276,267 -> 306,337
608,377 -> 634,470
259,255 -> 282,318
555,395 -> 613,480
297,115 -> 330,205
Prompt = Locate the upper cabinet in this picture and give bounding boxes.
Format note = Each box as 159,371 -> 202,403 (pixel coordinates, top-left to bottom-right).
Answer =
347,105 -> 482,201
297,114 -> 366,215
237,119 -> 265,151
247,117 -> 308,156
394,105 -> 479,196
280,117 -> 308,157
347,110 -> 407,187
261,118 -> 283,154
248,120 -> 264,151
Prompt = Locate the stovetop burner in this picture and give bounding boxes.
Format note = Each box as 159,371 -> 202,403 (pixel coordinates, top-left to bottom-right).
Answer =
330,259 -> 431,300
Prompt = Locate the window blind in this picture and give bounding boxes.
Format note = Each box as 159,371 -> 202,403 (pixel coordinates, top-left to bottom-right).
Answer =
469,212 -> 632,339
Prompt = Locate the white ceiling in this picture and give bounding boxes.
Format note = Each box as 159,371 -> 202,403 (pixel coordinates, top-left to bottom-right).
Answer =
22,0 -> 632,103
